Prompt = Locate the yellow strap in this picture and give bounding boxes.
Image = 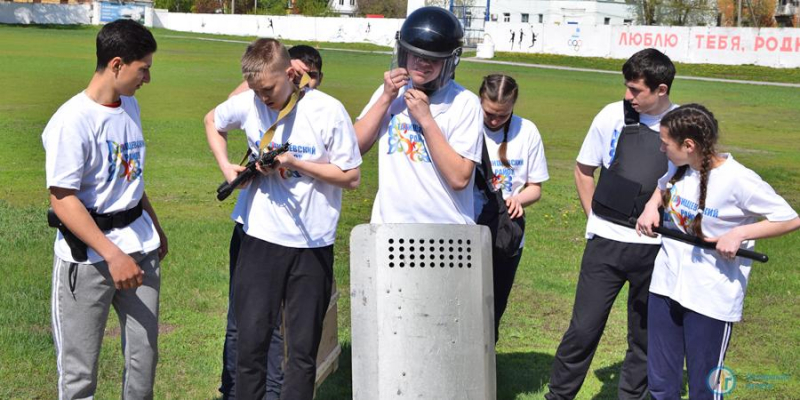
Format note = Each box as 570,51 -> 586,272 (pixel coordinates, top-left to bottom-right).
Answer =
239,73 -> 312,165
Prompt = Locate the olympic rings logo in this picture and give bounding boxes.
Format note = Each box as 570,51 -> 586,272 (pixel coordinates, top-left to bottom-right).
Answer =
567,38 -> 582,51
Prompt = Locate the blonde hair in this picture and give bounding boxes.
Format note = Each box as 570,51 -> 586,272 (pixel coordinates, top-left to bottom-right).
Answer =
241,38 -> 291,80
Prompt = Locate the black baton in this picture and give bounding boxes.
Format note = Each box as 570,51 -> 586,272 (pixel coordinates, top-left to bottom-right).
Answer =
606,216 -> 769,263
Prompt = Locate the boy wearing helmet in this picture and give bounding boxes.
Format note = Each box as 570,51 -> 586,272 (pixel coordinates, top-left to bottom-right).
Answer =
355,6 -> 484,224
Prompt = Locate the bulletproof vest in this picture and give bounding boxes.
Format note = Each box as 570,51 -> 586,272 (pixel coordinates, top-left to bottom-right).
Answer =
591,100 -> 668,221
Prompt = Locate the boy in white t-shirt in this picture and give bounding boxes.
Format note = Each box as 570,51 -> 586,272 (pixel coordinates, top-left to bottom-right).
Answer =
218,44 -> 325,400
474,74 -> 549,342
547,49 -> 677,400
43,20 -> 167,399
203,38 -> 361,400
636,104 -> 799,400
354,7 -> 484,224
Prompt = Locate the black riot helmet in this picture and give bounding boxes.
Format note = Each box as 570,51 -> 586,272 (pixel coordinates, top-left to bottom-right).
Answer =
394,7 -> 464,93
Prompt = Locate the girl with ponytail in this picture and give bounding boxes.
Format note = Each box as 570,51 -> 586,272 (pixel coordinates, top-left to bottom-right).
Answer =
477,74 -> 549,342
636,104 -> 800,400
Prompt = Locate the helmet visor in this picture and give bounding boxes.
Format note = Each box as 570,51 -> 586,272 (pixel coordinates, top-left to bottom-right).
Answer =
391,42 -> 459,93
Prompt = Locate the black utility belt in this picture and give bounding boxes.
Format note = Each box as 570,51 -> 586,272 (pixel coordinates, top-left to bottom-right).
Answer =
47,200 -> 143,231
47,200 -> 144,262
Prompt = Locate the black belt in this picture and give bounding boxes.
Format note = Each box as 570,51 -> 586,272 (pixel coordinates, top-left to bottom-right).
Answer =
47,200 -> 144,231
47,200 -> 144,262
91,200 -> 143,231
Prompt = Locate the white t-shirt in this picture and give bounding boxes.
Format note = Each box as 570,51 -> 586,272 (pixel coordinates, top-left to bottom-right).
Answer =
650,154 -> 798,322
43,92 -> 160,263
576,100 -> 677,244
358,80 -> 484,224
474,115 -> 550,247
230,187 -> 250,225
215,88 -> 362,248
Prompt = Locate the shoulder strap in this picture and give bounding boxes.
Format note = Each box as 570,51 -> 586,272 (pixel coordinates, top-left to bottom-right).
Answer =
475,139 -> 502,196
623,99 -> 640,126
238,73 -> 312,165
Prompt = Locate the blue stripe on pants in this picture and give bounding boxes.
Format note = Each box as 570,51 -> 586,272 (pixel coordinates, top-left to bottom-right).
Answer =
647,293 -> 733,400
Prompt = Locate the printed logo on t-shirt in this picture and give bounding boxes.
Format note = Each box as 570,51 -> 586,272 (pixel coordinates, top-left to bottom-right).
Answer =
387,114 -> 431,163
264,141 -> 314,180
665,184 -> 720,233
106,140 -> 144,182
490,159 -> 523,192
608,128 -> 620,163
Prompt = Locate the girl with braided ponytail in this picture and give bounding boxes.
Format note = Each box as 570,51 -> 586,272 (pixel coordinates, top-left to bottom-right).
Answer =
476,74 -> 549,342
636,104 -> 800,400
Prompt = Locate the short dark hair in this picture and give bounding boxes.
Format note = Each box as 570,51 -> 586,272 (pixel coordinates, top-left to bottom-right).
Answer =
288,45 -> 322,72
622,48 -> 675,94
96,20 -> 157,72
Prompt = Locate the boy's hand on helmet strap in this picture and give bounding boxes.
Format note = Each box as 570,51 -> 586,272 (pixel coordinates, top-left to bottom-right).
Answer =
383,69 -> 408,100
404,89 -> 431,123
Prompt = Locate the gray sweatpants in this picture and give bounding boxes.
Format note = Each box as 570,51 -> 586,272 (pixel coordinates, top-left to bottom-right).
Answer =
51,250 -> 160,400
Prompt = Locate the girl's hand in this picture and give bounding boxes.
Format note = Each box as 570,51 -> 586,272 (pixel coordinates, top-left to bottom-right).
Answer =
706,228 -> 747,260
636,206 -> 661,237
505,196 -> 524,219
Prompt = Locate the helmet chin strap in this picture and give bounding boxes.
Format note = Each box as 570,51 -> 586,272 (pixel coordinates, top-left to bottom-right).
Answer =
416,80 -> 439,96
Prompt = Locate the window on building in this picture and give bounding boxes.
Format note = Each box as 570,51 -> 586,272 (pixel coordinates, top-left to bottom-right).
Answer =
503,13 -> 510,22
538,14 -> 543,23
350,0 -> 354,5
522,13 -> 529,23
604,17 -> 611,25
339,0 -> 343,5
623,19 -> 633,25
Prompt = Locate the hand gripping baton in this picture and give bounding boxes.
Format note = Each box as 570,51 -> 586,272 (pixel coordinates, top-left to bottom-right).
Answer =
607,216 -> 769,263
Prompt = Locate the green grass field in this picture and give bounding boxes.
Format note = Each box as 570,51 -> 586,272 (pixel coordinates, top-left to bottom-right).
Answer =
0,24 -> 798,399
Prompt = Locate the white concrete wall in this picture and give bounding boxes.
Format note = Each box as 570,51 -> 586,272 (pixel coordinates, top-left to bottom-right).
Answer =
153,11 -> 403,47
92,0 -> 154,27
0,3 -> 92,25
4,4 -> 798,68
0,2 -> 156,26
484,22 -> 800,67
